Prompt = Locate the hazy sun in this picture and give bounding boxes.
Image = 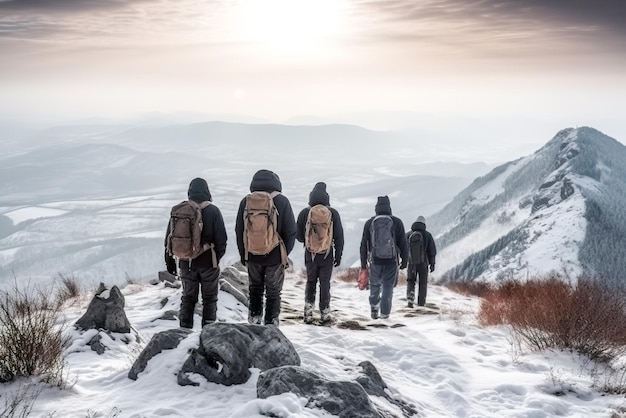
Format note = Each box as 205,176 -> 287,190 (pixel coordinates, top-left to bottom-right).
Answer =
231,0 -> 346,57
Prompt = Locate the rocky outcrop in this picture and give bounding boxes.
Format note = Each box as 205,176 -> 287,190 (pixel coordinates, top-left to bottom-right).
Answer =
75,284 -> 131,333
178,323 -> 300,386
219,266 -> 249,307
129,328 -> 193,380
257,366 -> 382,418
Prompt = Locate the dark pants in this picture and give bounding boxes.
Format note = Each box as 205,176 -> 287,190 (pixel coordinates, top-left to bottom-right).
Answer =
407,263 -> 429,306
247,262 -> 285,325
179,263 -> 220,328
369,263 -> 398,316
305,256 -> 333,312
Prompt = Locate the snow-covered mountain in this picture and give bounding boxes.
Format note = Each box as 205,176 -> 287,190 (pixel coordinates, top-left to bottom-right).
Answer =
429,127 -> 626,286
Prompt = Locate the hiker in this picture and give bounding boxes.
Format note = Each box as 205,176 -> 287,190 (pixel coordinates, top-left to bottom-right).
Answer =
235,169 -> 297,326
359,195 -> 408,319
406,215 -> 437,307
296,182 -> 345,324
164,177 -> 227,329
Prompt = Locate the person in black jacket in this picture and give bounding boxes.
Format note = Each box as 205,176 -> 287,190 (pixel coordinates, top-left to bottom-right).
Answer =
235,169 -> 296,326
296,182 -> 344,324
164,177 -> 228,328
360,196 -> 408,320
406,215 -> 437,307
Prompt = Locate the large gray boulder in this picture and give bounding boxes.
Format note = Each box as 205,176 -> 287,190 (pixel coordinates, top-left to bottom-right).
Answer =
257,366 -> 382,418
178,323 -> 300,386
129,328 -> 192,380
75,284 -> 131,333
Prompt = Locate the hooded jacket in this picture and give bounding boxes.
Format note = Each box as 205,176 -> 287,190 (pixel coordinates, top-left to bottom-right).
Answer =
235,169 -> 297,266
164,178 -> 228,268
359,196 -> 408,268
406,220 -> 437,266
296,182 -> 345,264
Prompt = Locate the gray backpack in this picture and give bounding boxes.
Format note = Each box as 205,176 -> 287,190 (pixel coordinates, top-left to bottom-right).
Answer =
408,231 -> 425,264
370,215 -> 396,259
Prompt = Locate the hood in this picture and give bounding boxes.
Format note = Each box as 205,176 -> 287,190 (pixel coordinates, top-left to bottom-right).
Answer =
411,222 -> 426,231
187,177 -> 212,203
308,182 -> 330,206
250,169 -> 282,193
375,195 -> 392,215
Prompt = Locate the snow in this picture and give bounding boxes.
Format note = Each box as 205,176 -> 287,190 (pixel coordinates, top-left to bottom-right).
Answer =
439,202 -> 532,273
3,206 -> 68,225
5,272 -> 622,418
470,159 -> 529,205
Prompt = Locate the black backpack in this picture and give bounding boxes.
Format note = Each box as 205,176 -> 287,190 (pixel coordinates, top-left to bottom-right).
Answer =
408,231 -> 425,264
370,215 -> 396,259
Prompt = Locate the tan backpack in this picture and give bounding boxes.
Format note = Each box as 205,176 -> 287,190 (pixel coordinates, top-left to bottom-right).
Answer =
305,204 -> 333,256
167,200 -> 216,266
244,191 -> 288,265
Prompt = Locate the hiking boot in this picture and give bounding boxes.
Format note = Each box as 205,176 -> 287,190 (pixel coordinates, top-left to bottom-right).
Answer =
371,308 -> 379,320
304,303 -> 314,324
320,308 -> 332,324
248,315 -> 262,325
407,300 -> 414,308
380,314 -> 389,319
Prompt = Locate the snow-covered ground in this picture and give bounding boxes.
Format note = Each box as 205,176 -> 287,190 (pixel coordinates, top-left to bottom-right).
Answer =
5,270 -> 623,418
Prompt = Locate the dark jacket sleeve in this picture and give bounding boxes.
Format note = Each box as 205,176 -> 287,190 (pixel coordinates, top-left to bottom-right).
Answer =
235,198 -> 246,259
360,218 -> 372,269
295,207 -> 309,244
277,195 -> 297,255
426,231 -> 437,266
395,218 -> 409,266
206,205 -> 227,261
331,208 -> 344,261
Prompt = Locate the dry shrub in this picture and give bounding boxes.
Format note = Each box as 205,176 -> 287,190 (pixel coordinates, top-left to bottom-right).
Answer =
0,384 -> 42,418
0,284 -> 70,386
478,274 -> 626,362
335,267 -> 361,284
443,280 -> 493,298
55,274 -> 81,303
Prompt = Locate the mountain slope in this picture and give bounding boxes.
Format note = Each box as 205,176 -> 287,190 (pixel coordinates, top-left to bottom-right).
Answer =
429,127 -> 626,285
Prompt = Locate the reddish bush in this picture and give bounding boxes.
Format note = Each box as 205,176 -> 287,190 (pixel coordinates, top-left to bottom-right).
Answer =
478,275 -> 626,362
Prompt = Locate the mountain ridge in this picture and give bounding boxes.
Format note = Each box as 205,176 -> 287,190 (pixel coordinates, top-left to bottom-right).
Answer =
430,127 -> 626,286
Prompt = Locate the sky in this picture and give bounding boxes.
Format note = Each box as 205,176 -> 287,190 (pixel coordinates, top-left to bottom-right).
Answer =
8,273 -> 624,417
1,0 -> 625,140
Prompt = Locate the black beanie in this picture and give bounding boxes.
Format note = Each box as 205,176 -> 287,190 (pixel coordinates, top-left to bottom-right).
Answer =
375,195 -> 392,215
309,182 -> 330,206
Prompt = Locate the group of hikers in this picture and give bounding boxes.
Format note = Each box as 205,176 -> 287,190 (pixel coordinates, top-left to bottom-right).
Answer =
164,169 -> 437,329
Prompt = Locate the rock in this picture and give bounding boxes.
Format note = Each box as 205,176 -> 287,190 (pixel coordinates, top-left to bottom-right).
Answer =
75,284 -> 131,333
178,323 -> 300,386
257,366 -> 382,418
357,361 -> 418,417
88,333 -> 106,355
128,328 -> 192,380
231,261 -> 247,273
154,310 -> 178,322
158,270 -> 177,284
219,266 -> 249,307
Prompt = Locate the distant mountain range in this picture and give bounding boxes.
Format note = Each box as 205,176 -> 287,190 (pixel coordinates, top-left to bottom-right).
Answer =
429,127 -> 626,287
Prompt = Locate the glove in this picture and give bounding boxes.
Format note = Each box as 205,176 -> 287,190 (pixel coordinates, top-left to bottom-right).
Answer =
333,258 -> 341,267
430,264 -> 435,273
165,250 -> 176,275
400,261 -> 407,270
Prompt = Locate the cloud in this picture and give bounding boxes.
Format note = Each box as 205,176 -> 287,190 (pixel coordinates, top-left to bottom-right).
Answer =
0,0 -> 143,12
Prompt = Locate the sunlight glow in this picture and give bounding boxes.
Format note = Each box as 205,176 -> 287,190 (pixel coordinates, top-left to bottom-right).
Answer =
231,0 -> 346,57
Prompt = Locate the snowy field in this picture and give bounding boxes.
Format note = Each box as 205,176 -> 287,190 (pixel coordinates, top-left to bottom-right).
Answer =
6,270 -> 624,418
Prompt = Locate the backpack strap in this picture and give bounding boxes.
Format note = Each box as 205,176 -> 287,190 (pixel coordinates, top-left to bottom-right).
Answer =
270,191 -> 289,268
